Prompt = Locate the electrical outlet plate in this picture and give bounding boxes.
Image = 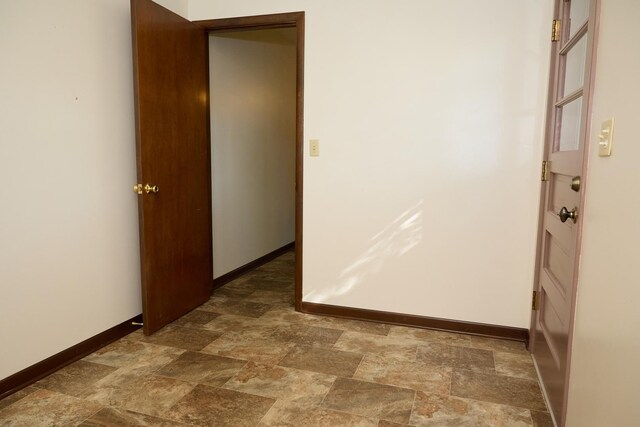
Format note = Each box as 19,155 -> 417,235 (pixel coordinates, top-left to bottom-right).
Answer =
598,118 -> 614,157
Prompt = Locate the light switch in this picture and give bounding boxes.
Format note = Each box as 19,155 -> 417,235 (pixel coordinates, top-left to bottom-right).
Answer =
598,118 -> 614,157
310,139 -> 320,157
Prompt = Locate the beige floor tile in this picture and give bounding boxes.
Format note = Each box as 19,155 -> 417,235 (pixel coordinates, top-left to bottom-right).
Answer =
83,340 -> 184,373
202,332 -> 295,365
494,351 -> 537,380
354,354 -> 452,394
223,361 -> 335,405
0,388 -> 101,427
78,406 -> 187,426
164,384 -> 275,427
0,386 -> 39,411
156,351 -> 247,386
258,400 -> 378,427
334,331 -> 418,361
292,326 -> 344,348
416,342 -> 495,374
130,325 -> 222,351
466,336 -> 528,354
451,369 -> 547,411
278,345 -> 364,377
80,370 -> 194,417
36,360 -> 117,397
388,326 -> 473,346
410,391 -> 533,426
321,377 -> 415,424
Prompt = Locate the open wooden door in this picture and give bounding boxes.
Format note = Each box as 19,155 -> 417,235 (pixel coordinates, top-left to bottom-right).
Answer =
530,0 -> 598,425
131,0 -> 212,335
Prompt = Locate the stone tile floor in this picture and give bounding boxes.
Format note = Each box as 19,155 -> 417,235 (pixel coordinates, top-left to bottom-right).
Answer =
0,252 -> 553,426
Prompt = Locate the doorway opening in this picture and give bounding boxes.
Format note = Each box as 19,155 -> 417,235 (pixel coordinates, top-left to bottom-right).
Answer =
197,13 -> 305,312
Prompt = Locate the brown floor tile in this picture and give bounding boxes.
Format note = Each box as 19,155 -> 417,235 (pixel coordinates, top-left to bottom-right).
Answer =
531,410 -> 554,427
416,342 -> 495,374
466,336 -> 528,354
388,326 -> 473,346
36,360 -> 117,396
495,351 -> 537,380
278,345 -> 363,377
156,351 -> 247,386
78,407 -> 187,426
0,386 -> 39,411
334,331 -> 419,361
244,289 -> 295,305
0,388 -> 101,426
171,309 -> 220,328
410,391 -> 533,426
259,306 -> 323,325
131,325 -> 222,351
202,332 -> 295,364
321,377 -> 415,424
81,370 -> 194,417
451,370 -> 547,411
258,400 -> 377,427
215,280 -> 256,298
292,326 -> 343,348
378,421 -> 411,427
204,299 -> 274,318
354,354 -> 452,394
223,361 -> 335,405
319,317 -> 392,336
164,384 -> 275,426
202,313 -> 259,333
83,340 -> 184,373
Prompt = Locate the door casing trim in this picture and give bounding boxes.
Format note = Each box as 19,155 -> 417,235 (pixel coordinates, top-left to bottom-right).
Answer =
195,12 -> 305,312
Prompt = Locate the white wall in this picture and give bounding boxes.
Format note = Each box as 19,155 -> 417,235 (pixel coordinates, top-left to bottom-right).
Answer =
0,0 -> 183,380
191,0 -> 553,328
210,30 -> 296,277
565,0 -> 640,425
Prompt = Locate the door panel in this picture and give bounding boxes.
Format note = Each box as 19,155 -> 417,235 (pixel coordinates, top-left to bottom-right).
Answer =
531,0 -> 598,425
131,0 -> 212,335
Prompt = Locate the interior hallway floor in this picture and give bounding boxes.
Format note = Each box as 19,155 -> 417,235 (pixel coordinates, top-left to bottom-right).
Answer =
0,252 -> 553,426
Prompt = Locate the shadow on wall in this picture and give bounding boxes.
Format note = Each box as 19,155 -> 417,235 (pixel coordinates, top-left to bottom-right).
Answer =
306,201 -> 424,303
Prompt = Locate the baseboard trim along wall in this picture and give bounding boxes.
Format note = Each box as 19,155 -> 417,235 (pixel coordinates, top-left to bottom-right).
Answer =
213,242 -> 295,290
300,302 -> 529,343
0,314 -> 143,400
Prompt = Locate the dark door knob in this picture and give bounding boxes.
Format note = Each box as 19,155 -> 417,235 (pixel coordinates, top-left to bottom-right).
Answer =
558,206 -> 578,223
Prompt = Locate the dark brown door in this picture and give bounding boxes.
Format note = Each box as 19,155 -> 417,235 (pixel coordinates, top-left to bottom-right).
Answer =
530,0 -> 597,425
131,0 -> 212,335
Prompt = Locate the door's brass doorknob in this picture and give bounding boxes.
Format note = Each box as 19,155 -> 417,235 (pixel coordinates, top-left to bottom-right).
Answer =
133,184 -> 143,195
144,184 -> 159,194
558,206 -> 578,223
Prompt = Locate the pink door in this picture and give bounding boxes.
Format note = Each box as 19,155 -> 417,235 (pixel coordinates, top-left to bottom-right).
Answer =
530,0 -> 599,425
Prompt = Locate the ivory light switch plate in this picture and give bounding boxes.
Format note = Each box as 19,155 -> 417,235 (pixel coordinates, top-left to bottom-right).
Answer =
598,118 -> 614,157
310,139 -> 320,157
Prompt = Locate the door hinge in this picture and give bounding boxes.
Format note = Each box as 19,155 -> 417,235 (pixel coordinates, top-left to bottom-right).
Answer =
552,19 -> 561,42
541,160 -> 551,181
532,291 -> 540,311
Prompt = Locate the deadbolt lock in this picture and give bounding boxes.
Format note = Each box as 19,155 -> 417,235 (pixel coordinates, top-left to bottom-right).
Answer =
571,176 -> 581,192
